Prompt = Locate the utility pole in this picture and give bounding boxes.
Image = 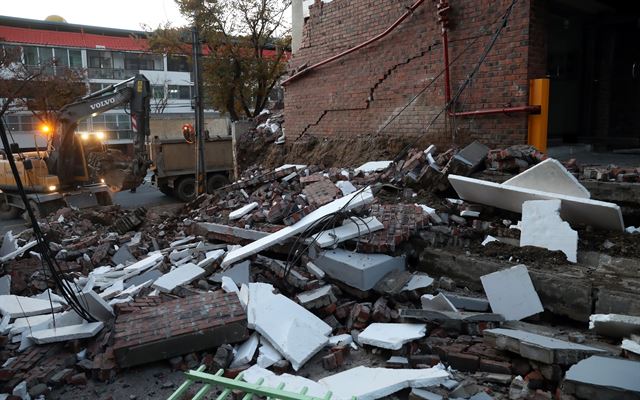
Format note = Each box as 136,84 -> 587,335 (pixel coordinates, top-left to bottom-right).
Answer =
192,23 -> 206,195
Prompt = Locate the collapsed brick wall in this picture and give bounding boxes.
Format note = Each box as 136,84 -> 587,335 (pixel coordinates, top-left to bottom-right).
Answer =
285,0 -> 545,149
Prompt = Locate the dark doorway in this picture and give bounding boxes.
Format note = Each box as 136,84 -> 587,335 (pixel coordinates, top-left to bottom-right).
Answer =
547,0 -> 640,150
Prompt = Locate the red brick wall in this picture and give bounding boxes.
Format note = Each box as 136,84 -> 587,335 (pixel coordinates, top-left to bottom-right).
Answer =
285,0 -> 546,149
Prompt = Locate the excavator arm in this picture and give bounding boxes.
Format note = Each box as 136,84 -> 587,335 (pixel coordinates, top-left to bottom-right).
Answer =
47,75 -> 151,191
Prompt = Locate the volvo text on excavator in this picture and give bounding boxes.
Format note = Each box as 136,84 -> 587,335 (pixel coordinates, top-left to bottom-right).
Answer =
0,74 -> 151,219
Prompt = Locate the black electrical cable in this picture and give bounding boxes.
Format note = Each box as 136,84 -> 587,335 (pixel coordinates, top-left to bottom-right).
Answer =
0,118 -> 97,322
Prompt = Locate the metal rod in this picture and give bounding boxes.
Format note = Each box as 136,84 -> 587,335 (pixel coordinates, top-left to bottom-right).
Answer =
192,22 -> 207,195
449,105 -> 541,117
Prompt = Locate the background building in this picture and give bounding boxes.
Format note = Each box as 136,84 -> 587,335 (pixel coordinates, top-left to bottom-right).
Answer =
0,15 -> 230,152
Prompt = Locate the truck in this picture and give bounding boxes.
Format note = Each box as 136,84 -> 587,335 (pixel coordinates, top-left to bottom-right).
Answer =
149,135 -> 232,202
0,74 -> 152,219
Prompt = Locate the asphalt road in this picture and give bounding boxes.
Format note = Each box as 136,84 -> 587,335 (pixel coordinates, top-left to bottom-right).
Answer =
0,183 -> 181,235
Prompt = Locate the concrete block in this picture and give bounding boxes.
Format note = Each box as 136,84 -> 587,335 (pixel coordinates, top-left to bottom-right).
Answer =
520,199 -> 577,263
484,328 -> 605,365
0,295 -> 63,318
230,332 -> 259,368
311,216 -> 384,248
439,292 -> 489,312
358,323 -> 426,350
222,187 -> 374,266
504,158 -> 590,198
564,356 -> 640,400
314,249 -> 405,291
453,141 -> 489,171
448,175 -> 624,231
77,290 -> 114,322
319,365 -> 449,400
296,285 -> 336,309
355,161 -> 392,173
152,263 -> 205,293
421,293 -> 458,312
0,275 -> 10,295
589,314 -> 640,338
229,202 -> 259,220
29,322 -> 104,344
480,265 -> 543,321
245,282 -> 331,370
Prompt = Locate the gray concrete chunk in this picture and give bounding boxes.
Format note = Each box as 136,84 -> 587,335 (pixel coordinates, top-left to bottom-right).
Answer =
484,328 -> 606,365
314,249 -> 405,291
564,356 -> 640,400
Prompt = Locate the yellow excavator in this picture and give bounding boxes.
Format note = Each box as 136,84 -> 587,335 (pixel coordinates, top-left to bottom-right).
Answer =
0,74 -> 151,219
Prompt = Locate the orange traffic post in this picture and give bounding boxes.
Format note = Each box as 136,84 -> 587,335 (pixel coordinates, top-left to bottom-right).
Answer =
527,78 -> 549,152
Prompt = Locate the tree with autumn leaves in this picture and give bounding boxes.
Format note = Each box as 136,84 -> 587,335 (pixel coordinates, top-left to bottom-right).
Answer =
148,0 -> 291,121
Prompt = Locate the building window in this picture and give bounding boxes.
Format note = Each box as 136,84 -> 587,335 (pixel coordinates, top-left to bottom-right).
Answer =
167,55 -> 189,72
69,49 -> 82,68
5,115 -> 20,132
124,53 -> 163,71
19,115 -> 34,131
22,46 -> 38,66
168,85 -> 191,100
152,85 -> 165,99
87,50 -> 113,69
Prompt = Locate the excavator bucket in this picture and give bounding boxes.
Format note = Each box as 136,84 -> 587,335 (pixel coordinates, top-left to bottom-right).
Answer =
87,150 -> 148,192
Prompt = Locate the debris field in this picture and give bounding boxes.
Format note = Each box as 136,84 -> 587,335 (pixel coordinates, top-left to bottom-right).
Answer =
1,139 -> 640,400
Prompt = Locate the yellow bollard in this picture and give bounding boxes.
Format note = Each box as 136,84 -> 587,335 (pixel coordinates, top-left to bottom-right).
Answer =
528,78 -> 549,153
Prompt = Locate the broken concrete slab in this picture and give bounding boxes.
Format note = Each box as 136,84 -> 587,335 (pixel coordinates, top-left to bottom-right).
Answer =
410,388 -> 443,400
211,260 -> 250,286
123,252 -> 163,274
335,180 -> 357,196
242,365 -> 328,398
310,216 -> 384,248
124,268 -> 162,289
421,293 -> 458,312
589,314 -> 640,339
484,328 -> 606,365
622,337 -> 640,356
245,283 -> 331,370
229,202 -> 259,220
355,161 -> 392,173
439,292 -> 490,312
257,337 -> 283,368
77,290 -> 114,322
402,273 -> 434,292
520,199 -> 577,263
0,295 -> 63,318
0,275 -> 10,295
480,265 -> 543,321
0,231 -> 18,257
229,332 -> 259,368
504,158 -> 590,198
196,222 -> 269,242
28,322 -> 104,344
399,309 -> 504,323
448,175 -> 624,231
221,276 -> 240,294
222,187 -> 375,267
0,240 -> 37,263
314,249 -> 405,291
112,244 -> 135,266
358,323 -> 426,350
453,141 -> 489,172
197,249 -> 226,268
564,356 -> 640,400
318,365 -> 449,400
152,263 -> 205,293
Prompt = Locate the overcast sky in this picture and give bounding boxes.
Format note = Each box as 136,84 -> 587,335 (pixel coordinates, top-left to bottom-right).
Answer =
1,0 -> 191,30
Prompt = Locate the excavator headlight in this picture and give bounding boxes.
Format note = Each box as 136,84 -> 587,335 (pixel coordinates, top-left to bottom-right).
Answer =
95,131 -> 105,140
100,178 -> 105,184
48,185 -> 57,191
40,124 -> 51,134
81,133 -> 89,141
